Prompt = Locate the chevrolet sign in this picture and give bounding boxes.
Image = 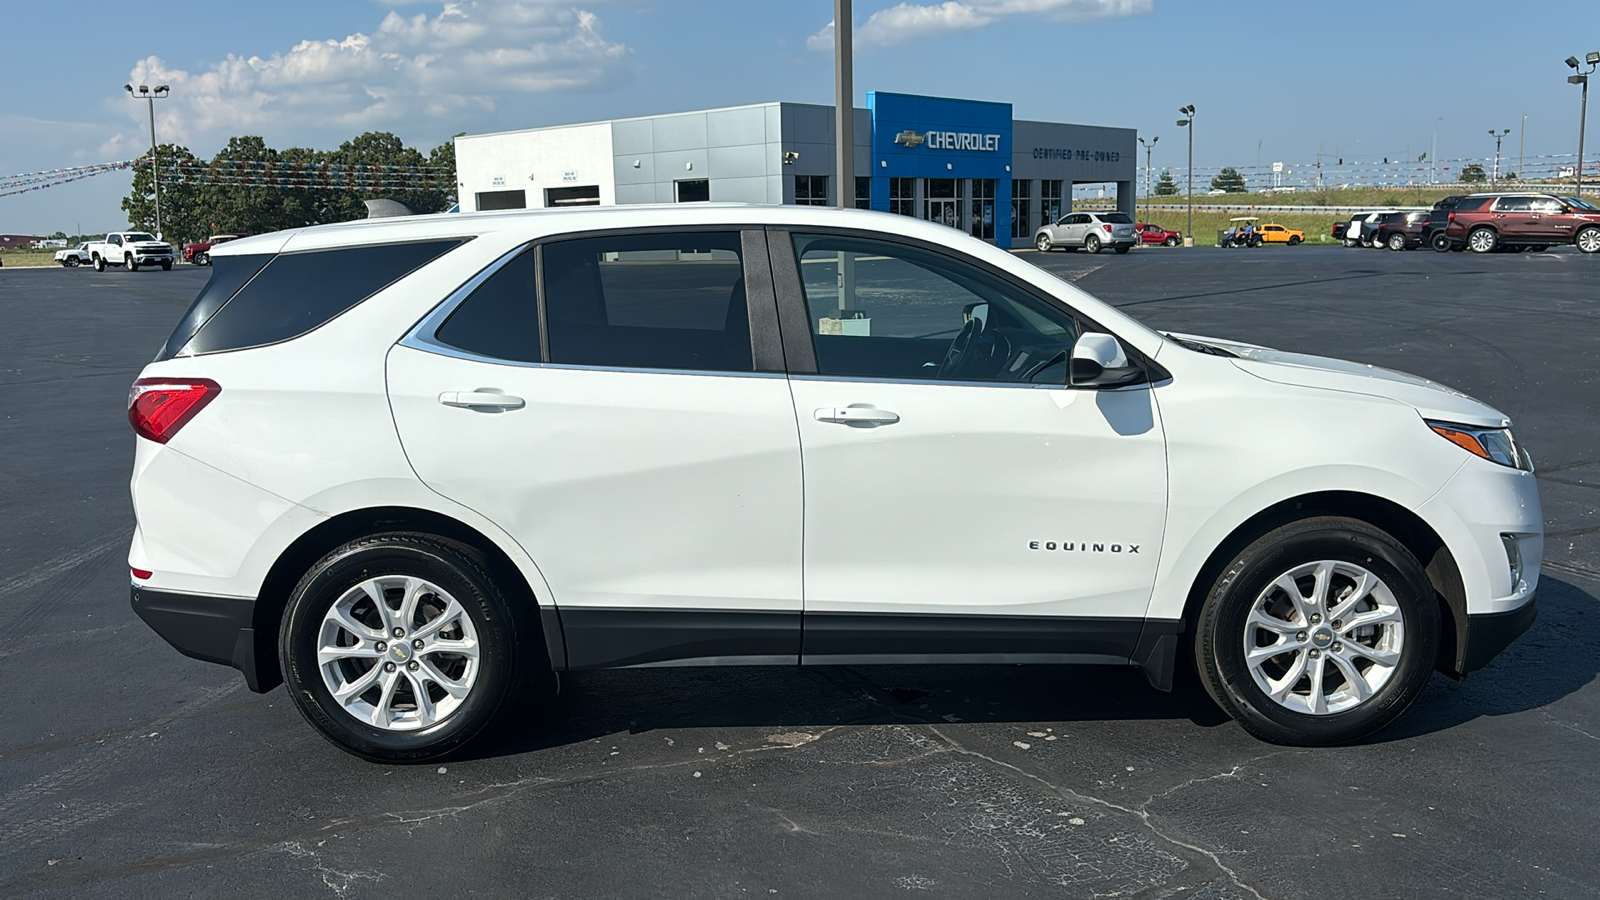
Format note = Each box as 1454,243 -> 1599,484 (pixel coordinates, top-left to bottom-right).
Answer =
894,129 -> 1001,152
894,130 -> 926,148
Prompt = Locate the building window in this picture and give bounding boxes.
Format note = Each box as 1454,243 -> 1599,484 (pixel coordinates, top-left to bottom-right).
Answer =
1040,180 -> 1064,225
794,174 -> 829,206
889,178 -> 916,216
969,179 -> 996,240
1011,179 -> 1032,239
855,176 -> 871,210
545,185 -> 601,207
924,178 -> 963,229
676,179 -> 710,203
476,190 -> 526,211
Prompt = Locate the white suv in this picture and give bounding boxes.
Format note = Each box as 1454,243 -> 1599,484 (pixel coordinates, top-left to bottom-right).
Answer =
128,204 -> 1541,761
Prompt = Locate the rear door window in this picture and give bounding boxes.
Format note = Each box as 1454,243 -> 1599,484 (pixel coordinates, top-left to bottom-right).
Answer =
1493,196 -> 1532,212
541,231 -> 753,373
177,239 -> 465,356
432,249 -> 540,363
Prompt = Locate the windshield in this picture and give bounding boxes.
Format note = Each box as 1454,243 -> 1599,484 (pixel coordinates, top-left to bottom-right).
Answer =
1562,196 -> 1599,211
126,233 -> 157,242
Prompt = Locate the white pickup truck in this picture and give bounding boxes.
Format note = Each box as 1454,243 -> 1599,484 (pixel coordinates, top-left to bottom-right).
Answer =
55,242 -> 93,267
86,231 -> 176,271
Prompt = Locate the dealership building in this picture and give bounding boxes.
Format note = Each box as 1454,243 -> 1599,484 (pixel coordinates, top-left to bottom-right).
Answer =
455,92 -> 1136,250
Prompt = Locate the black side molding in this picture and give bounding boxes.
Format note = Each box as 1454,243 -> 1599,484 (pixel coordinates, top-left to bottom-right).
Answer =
1458,597 -> 1537,676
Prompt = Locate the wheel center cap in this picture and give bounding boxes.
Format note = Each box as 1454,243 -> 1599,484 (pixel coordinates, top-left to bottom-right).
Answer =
1311,628 -> 1335,648
388,641 -> 413,664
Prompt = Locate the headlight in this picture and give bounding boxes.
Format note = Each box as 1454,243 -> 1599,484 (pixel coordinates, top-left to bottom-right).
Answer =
1427,420 -> 1530,471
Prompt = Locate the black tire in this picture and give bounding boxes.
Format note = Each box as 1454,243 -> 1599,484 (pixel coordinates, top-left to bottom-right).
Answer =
125,254 -> 138,272
93,255 -> 105,272
279,532 -> 532,762
1467,226 -> 1498,254
1387,232 -> 1407,251
1165,236 -> 1179,247
1195,516 -> 1439,746
160,261 -> 172,271
1084,234 -> 1102,254
1114,245 -> 1131,254
1288,235 -> 1301,245
1034,234 -> 1052,252
1431,232 -> 1452,252
197,251 -> 211,266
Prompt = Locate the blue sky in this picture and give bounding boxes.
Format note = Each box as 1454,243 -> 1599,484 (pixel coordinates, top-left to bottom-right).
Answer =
3,0 -> 1598,233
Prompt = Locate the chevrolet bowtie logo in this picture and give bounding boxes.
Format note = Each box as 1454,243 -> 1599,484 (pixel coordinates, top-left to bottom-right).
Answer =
894,130 -> 926,148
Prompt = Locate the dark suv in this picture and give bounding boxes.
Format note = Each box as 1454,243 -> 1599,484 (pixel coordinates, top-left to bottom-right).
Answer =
1422,196 -> 1465,251
1373,211 -> 1430,251
1441,193 -> 1600,253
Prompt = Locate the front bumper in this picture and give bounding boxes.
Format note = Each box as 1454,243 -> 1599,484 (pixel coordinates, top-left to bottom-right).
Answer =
131,253 -> 175,264
1459,597 -> 1538,674
131,585 -> 274,692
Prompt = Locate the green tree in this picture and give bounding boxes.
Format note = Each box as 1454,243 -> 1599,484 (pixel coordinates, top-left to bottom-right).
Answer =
1154,169 -> 1179,196
1460,164 -> 1487,183
1210,167 -> 1248,193
121,143 -> 206,244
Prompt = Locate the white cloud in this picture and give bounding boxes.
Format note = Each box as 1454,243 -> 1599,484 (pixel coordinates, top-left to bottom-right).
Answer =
119,1 -> 632,153
807,0 -> 1151,50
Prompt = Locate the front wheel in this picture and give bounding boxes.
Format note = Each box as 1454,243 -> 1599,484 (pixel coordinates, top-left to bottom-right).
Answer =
1195,516 -> 1438,746
1288,236 -> 1301,246
279,533 -> 531,762
1467,227 -> 1498,253
196,252 -> 211,266
1387,233 -> 1407,251
1034,234 -> 1052,252
1084,234 -> 1102,254
125,254 -> 138,271
160,261 -> 172,271
93,255 -> 105,272
1165,236 -> 1179,247
1343,238 -> 1358,248
1576,226 -> 1600,254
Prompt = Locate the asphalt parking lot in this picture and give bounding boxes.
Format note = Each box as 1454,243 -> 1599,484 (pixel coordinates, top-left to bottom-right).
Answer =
1,245 -> 1597,899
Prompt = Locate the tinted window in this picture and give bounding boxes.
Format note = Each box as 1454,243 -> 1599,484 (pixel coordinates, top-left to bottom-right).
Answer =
791,233 -> 1080,384
183,239 -> 464,356
477,190 -> 526,211
1454,197 -> 1492,212
1494,196 -> 1532,212
676,180 -> 710,202
1100,213 -> 1133,224
434,249 -> 539,362
542,232 -> 751,372
1433,196 -> 1464,210
155,253 -> 274,361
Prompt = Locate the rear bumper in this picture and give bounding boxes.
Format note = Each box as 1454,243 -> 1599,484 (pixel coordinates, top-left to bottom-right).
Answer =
1458,596 -> 1537,675
131,585 -> 276,692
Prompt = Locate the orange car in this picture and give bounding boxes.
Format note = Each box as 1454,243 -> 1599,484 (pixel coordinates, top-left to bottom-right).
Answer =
1257,223 -> 1304,245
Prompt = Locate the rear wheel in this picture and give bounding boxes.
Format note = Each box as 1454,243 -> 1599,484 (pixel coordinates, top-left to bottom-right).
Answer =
1467,227 -> 1498,253
1344,238 -> 1358,248
1034,234 -> 1052,252
1114,245 -> 1130,254
1195,517 -> 1439,746
1085,234 -> 1102,254
1387,232 -> 1407,251
280,532 -> 532,762
1576,226 -> 1600,254
1431,233 -> 1452,252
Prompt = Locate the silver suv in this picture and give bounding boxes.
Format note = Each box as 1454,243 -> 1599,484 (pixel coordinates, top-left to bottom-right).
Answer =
1034,211 -> 1138,254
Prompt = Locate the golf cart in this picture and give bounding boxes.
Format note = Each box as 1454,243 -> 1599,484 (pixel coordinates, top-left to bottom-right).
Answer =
1219,217 -> 1263,248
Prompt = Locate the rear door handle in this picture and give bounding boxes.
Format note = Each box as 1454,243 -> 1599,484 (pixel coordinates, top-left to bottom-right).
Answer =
814,406 -> 900,426
439,390 -> 525,410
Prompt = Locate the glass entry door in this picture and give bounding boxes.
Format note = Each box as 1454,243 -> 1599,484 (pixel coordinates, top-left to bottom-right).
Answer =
924,179 -> 963,229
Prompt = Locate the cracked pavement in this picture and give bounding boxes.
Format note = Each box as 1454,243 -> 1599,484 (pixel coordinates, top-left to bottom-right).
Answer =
2,247 -> 1598,898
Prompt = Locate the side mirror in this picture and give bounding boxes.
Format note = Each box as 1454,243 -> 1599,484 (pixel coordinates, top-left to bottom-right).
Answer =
1069,332 -> 1142,387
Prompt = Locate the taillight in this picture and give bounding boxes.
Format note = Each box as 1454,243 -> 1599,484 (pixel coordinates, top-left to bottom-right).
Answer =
1102,223 -> 1113,232
128,378 -> 220,444
1448,211 -> 1456,224
131,567 -> 152,580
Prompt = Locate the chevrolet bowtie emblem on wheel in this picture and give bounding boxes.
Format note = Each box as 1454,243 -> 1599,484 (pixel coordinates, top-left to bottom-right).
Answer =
894,130 -> 926,148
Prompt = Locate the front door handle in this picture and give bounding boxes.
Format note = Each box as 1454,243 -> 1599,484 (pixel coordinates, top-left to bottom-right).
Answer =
815,406 -> 900,426
439,390 -> 525,410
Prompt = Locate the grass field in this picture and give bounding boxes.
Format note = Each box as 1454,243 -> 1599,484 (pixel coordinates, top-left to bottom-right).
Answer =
0,249 -> 65,267
1127,209 -> 1347,247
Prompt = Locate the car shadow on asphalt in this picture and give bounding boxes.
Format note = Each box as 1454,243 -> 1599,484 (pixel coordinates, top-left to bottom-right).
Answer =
462,574 -> 1598,761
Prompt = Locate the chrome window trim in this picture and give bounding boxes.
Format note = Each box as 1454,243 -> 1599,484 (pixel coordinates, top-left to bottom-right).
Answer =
399,242 -> 532,359
788,373 -> 1164,392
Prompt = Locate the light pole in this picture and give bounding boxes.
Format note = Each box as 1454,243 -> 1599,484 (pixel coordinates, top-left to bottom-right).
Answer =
1440,117 -> 1452,184
1567,53 -> 1599,197
833,0 -> 852,210
1488,128 -> 1510,188
1138,135 -> 1157,224
1176,105 -> 1194,246
124,83 -> 170,237
1518,113 -> 1526,183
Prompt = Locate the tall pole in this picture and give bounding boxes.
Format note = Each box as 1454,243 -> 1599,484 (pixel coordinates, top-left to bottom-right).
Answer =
834,0 -> 852,211
1177,106 -> 1194,245
1580,75 -> 1591,198
1431,117 -> 1442,183
147,95 -> 162,237
1519,113 -> 1526,183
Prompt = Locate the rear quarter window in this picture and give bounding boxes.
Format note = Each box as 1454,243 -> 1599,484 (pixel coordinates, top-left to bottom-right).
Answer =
1099,213 -> 1133,224
172,239 -> 466,357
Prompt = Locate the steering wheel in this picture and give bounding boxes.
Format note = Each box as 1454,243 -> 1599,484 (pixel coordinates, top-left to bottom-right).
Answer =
936,318 -> 980,378
937,319 -> 1011,380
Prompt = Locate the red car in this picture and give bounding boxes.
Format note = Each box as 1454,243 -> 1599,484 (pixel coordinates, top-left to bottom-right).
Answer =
1135,222 -> 1182,246
182,234 -> 246,266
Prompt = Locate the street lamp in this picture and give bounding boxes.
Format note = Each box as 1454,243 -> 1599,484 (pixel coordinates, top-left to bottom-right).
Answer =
124,83 -> 171,237
1176,105 -> 1195,246
1431,117 -> 1443,184
1567,52 -> 1599,197
1488,128 -> 1510,188
1137,135 -> 1157,225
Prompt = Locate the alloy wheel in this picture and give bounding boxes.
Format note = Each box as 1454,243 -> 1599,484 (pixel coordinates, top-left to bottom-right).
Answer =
316,575 -> 481,731
1242,560 -> 1404,716
1577,227 -> 1600,254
